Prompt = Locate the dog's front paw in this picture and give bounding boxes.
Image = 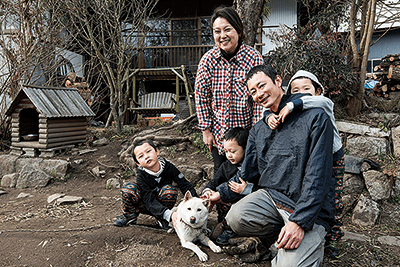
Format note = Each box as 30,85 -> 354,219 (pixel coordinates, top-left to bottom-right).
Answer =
196,251 -> 208,261
210,243 -> 222,253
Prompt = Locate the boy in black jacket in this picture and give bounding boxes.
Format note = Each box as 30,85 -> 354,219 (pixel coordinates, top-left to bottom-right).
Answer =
114,140 -> 198,229
201,127 -> 253,244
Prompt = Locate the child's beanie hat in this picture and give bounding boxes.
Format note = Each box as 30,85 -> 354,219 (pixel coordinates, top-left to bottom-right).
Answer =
287,70 -> 324,95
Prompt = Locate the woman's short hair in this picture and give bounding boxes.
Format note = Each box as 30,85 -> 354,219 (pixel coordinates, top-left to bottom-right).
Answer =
211,6 -> 245,42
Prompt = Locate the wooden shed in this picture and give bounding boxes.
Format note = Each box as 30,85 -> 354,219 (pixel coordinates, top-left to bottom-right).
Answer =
6,85 -> 95,157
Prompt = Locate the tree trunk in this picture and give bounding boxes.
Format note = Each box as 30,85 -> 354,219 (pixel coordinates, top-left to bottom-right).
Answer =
233,0 -> 265,46
347,0 -> 377,117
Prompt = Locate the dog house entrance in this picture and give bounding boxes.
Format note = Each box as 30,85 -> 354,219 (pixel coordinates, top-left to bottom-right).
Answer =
19,108 -> 39,141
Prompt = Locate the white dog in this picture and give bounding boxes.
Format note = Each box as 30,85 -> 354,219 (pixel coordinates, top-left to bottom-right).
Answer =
173,191 -> 222,261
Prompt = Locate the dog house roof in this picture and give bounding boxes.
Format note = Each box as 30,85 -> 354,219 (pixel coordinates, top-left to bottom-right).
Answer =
6,85 -> 95,118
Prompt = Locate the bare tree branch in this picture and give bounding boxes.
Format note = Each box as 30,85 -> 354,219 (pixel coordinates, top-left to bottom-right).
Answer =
51,0 -> 159,132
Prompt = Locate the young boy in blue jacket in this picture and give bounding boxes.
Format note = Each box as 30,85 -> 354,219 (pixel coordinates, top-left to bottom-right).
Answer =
114,139 -> 198,229
267,70 -> 345,258
202,127 -> 250,217
201,127 -> 257,244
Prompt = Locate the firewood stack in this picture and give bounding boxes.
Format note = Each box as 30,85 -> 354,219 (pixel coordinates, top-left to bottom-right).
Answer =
372,54 -> 400,98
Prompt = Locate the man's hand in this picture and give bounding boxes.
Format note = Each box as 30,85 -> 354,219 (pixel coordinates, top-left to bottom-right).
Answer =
278,105 -> 290,123
202,129 -> 216,152
229,177 -> 247,194
276,221 -> 304,250
267,114 -> 280,130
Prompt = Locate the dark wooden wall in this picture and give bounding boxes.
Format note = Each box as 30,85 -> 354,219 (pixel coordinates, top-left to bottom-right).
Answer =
155,0 -> 233,17
39,117 -> 87,148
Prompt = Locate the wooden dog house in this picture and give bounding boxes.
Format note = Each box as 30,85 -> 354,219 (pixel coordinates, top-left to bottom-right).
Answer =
6,85 -> 95,157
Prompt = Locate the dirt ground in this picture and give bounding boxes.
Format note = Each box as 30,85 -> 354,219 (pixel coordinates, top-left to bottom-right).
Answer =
1,123 -> 400,267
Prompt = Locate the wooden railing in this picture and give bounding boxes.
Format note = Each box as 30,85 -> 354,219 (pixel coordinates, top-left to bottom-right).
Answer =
135,45 -> 214,72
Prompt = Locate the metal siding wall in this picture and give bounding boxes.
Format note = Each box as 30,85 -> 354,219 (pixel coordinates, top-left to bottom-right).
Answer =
59,49 -> 85,78
369,29 -> 400,60
261,0 -> 297,55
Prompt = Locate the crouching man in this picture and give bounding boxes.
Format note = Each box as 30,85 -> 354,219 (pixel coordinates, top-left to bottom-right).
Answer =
223,65 -> 335,266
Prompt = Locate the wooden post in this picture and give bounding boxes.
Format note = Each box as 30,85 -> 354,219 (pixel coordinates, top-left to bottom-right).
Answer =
175,73 -> 180,114
133,72 -> 137,106
125,68 -> 130,124
181,65 -> 193,115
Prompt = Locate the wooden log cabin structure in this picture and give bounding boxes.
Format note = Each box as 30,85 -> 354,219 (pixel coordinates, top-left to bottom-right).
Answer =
6,85 -> 95,157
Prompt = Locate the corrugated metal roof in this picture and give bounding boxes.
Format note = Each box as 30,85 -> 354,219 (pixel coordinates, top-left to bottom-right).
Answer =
7,85 -> 95,118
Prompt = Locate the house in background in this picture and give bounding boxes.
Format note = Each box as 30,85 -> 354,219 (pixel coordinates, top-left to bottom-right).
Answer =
128,0 -> 299,117
0,14 -> 85,88
135,0 -> 299,72
260,0 -> 298,55
134,0 -> 231,73
260,0 -> 400,76
3,1 -> 398,122
0,14 -> 87,120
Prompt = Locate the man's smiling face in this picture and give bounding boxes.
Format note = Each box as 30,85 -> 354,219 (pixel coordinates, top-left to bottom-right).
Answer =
247,71 -> 283,112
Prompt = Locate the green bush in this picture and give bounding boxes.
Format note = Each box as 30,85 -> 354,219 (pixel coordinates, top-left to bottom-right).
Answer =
263,24 -> 358,108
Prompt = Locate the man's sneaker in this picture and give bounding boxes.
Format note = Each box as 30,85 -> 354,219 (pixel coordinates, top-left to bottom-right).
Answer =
216,229 -> 237,245
113,215 -> 136,227
325,240 -> 340,259
157,219 -> 172,231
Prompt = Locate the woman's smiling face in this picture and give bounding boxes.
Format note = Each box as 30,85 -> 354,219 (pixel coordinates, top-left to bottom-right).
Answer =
213,17 -> 240,55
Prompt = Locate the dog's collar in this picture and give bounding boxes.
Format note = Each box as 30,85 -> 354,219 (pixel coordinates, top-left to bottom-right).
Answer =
180,218 -> 206,231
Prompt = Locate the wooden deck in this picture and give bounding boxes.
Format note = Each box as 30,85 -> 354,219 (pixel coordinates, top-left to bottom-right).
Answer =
135,45 -> 213,73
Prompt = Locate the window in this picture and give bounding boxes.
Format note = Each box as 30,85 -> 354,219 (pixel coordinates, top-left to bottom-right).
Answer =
367,58 -> 382,74
144,17 -> 213,47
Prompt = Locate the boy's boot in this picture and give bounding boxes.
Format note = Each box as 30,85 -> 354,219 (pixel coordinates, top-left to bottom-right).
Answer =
223,237 -> 271,263
325,240 -> 340,259
215,223 -> 237,246
113,215 -> 136,227
157,219 -> 172,231
210,219 -> 228,240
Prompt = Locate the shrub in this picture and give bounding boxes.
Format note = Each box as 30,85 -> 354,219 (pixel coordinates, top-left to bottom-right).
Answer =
263,24 -> 358,108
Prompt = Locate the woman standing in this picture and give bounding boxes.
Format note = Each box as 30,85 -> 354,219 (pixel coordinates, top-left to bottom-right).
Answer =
195,6 -> 263,174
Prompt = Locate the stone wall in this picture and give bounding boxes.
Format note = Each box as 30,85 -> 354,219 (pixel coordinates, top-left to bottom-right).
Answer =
0,155 -> 70,188
338,112 -> 400,227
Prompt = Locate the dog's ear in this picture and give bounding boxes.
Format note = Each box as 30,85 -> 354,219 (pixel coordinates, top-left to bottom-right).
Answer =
202,198 -> 211,209
184,191 -> 193,201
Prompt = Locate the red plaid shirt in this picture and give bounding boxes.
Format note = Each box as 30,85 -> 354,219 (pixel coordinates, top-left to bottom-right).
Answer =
195,43 -> 264,154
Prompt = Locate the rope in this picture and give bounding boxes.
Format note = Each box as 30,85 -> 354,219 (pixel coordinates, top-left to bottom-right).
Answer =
0,223 -> 169,234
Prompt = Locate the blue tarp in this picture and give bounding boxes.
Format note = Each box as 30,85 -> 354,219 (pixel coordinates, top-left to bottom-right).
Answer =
365,80 -> 379,89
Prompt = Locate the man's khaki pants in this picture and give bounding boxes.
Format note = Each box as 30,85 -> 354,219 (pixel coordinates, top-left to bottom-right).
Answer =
226,189 -> 326,267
